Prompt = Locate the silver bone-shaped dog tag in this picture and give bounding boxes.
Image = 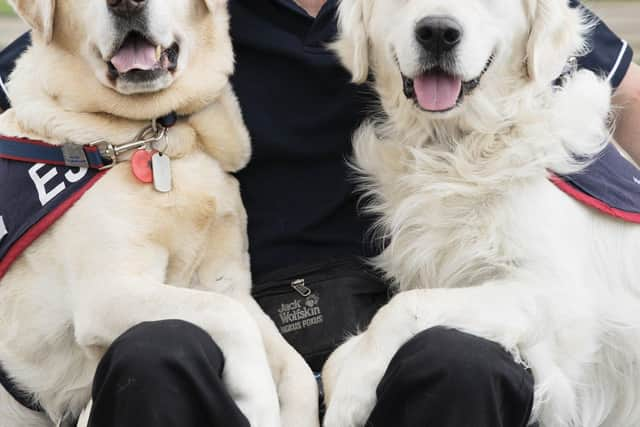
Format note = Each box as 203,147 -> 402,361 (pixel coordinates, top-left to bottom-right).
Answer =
152,152 -> 172,193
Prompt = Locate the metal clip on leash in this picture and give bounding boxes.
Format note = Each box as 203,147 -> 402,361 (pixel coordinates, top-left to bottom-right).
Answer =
90,123 -> 167,170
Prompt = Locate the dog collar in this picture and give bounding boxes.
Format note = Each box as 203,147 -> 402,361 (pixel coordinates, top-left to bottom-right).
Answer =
0,112 -> 178,170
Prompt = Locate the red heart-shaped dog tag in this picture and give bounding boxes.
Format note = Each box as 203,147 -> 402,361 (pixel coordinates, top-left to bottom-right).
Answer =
131,150 -> 154,183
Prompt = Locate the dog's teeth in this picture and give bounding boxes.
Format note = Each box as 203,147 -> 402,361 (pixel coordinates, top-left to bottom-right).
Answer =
155,45 -> 162,61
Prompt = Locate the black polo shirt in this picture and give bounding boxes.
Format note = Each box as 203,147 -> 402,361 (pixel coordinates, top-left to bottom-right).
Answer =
229,0 -> 376,279
0,0 -> 634,281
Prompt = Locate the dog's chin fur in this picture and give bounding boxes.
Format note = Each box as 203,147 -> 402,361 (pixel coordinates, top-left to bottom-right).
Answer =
322,1 -> 640,426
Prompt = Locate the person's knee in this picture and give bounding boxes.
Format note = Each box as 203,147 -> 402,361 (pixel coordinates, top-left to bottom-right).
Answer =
367,327 -> 535,426
378,326 -> 533,399
97,319 -> 225,385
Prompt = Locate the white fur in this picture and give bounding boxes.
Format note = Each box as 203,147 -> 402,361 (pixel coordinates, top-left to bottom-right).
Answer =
323,0 -> 640,426
0,1 -> 319,426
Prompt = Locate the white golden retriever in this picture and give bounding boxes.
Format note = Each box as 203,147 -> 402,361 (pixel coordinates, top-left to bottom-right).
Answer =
0,0 -> 318,426
322,0 -> 640,426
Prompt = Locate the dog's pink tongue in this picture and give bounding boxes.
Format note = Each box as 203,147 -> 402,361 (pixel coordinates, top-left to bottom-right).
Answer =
110,38 -> 157,74
413,73 -> 462,111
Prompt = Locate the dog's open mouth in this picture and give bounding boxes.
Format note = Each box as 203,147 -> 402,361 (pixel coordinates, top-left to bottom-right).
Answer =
402,54 -> 494,112
107,32 -> 180,82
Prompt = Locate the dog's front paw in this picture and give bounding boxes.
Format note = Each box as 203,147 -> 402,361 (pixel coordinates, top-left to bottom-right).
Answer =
275,353 -> 320,427
322,334 -> 387,427
321,291 -> 436,427
224,357 -> 281,427
215,314 -> 282,427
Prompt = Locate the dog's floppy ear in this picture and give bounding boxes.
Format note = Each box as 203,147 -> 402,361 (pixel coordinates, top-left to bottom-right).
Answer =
8,0 -> 56,44
333,0 -> 370,83
525,0 -> 583,84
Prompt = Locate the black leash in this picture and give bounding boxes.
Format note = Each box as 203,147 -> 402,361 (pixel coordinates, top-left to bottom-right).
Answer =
0,112 -> 178,170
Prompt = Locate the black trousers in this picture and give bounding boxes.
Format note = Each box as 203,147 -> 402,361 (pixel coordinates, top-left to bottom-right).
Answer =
88,320 -> 534,427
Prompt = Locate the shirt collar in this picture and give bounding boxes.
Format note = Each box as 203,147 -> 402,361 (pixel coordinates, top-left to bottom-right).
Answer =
270,0 -> 336,19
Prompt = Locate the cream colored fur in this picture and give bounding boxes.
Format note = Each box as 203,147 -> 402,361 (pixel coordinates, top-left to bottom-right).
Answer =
0,0 -> 319,426
322,0 -> 640,426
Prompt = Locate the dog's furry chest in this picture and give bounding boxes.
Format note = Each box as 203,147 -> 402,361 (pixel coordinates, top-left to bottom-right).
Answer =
0,148 -> 236,290
369,153 -> 578,291
108,152 -> 235,285
381,190 -> 518,290
375,161 -> 635,296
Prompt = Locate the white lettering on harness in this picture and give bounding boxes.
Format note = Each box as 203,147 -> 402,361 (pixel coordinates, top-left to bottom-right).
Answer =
65,167 -> 89,183
28,164 -> 89,206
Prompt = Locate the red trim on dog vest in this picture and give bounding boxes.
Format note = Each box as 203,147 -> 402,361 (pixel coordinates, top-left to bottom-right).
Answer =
0,171 -> 107,279
550,174 -> 640,224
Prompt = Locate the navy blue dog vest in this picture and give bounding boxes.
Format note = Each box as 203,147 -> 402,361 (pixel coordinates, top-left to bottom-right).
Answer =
0,135 -> 106,279
553,143 -> 640,223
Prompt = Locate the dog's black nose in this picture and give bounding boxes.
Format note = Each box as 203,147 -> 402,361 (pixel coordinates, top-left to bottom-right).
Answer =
107,0 -> 147,17
415,16 -> 463,55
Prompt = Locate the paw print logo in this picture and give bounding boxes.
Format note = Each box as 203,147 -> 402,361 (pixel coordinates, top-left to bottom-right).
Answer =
305,294 -> 320,308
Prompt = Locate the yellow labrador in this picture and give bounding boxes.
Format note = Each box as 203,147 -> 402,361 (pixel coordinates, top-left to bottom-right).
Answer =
0,0 -> 318,426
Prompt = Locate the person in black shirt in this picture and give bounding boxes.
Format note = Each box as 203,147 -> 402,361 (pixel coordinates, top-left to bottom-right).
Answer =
0,0 -> 638,426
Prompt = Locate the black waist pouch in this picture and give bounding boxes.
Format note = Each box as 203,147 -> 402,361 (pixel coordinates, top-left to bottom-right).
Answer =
253,258 -> 391,372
